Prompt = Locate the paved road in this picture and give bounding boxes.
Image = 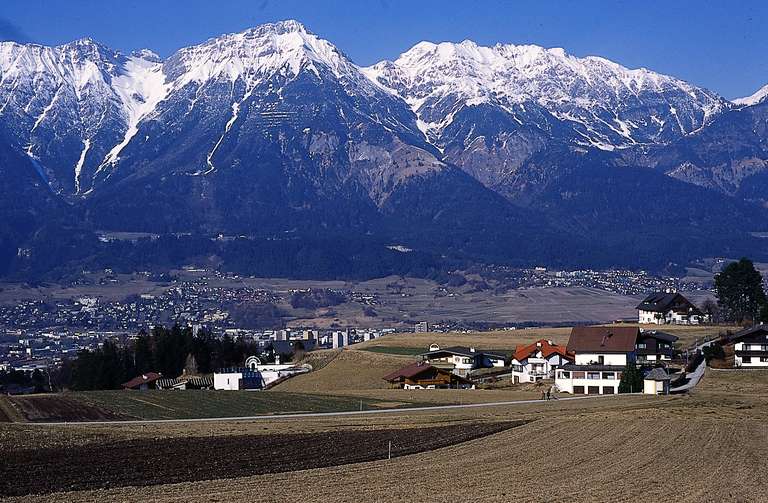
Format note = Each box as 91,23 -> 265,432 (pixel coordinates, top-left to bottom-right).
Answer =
26,393 -> 625,426
670,337 -> 716,393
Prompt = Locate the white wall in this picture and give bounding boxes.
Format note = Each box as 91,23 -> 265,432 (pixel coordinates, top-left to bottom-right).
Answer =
574,353 -> 627,366
213,372 -> 242,390
734,342 -> 768,367
555,370 -> 622,394
639,310 -> 662,324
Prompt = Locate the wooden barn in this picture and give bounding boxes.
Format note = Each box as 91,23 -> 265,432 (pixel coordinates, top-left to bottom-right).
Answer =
383,362 -> 475,389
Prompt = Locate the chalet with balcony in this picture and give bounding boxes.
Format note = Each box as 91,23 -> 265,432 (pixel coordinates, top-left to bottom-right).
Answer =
555,327 -> 639,395
635,330 -> 678,363
728,324 -> 768,367
509,339 -> 573,383
383,361 -> 476,389
637,292 -> 707,325
419,346 -> 507,377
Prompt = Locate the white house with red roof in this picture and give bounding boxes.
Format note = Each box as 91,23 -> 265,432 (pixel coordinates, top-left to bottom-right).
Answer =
509,339 -> 573,383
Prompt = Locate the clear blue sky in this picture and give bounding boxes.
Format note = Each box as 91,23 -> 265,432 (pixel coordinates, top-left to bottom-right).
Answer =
1,0 -> 766,99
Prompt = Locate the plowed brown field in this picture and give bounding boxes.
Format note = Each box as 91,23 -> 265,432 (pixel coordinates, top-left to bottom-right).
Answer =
1,422 -> 524,497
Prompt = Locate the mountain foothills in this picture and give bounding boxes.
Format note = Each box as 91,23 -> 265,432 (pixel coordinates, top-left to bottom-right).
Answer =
0,20 -> 766,281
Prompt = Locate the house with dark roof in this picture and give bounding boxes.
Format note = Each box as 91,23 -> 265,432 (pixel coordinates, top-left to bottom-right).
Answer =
383,361 -> 475,389
509,339 -> 573,383
555,327 -> 640,395
122,372 -> 162,390
637,292 -> 707,325
636,330 -> 679,363
419,346 -> 508,377
727,324 -> 768,367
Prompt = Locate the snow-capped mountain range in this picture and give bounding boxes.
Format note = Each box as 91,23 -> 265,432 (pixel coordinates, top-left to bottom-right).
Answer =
1,20 -> 767,279
364,40 -> 726,149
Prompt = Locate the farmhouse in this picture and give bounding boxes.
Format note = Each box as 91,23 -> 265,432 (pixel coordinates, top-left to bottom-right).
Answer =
419,346 -> 507,377
635,330 -> 678,363
728,324 -> 768,367
122,372 -> 162,390
555,327 -> 639,395
383,361 -> 476,389
636,292 -> 707,325
509,339 -> 573,383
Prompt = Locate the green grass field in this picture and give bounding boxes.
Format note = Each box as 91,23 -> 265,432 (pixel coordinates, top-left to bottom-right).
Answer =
70,390 -> 398,420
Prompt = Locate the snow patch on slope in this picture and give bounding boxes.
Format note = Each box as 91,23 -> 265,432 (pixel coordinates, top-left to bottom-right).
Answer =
100,56 -> 169,168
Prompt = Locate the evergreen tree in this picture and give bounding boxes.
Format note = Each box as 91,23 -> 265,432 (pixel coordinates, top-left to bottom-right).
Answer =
618,362 -> 643,393
133,331 -> 154,374
714,258 -> 767,323
760,303 -> 768,324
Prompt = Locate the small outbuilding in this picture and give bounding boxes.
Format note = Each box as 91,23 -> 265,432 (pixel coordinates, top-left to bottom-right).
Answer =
643,368 -> 671,395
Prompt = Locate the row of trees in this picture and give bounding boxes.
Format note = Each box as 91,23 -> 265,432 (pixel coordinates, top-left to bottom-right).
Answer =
713,258 -> 768,324
66,325 -> 262,391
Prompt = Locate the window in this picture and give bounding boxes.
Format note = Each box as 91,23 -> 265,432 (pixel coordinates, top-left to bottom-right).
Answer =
602,372 -> 615,379
743,356 -> 752,363
588,386 -> 600,395
560,371 -> 570,379
636,343 -> 647,349
761,357 -> 768,363
573,386 -> 585,394
587,372 -> 601,380
598,356 -> 605,365
603,386 -> 615,394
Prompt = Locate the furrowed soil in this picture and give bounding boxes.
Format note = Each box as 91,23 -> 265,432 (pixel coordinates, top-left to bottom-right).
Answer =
0,421 -> 523,497
6,390 -> 413,422
7,395 -> 127,422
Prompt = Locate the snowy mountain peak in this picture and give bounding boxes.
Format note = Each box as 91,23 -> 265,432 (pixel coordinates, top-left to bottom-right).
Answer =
131,48 -> 161,62
733,83 -> 768,107
364,39 -> 727,148
165,19 -> 362,88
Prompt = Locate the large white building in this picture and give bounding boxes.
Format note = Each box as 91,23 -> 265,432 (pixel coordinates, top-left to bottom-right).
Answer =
729,325 -> 768,367
555,327 -> 640,395
636,292 -> 707,325
509,339 -> 573,383
213,361 -> 309,390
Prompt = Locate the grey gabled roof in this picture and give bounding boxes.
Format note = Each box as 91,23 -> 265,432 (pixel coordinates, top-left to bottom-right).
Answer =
639,330 -> 679,343
727,324 -> 768,344
644,368 -> 671,381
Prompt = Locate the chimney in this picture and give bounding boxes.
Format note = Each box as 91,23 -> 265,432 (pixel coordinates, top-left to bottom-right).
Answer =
470,347 -> 475,353
536,341 -> 542,348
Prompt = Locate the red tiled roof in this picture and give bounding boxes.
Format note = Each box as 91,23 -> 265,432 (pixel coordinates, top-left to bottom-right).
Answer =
122,372 -> 162,389
512,339 -> 574,363
566,326 -> 639,353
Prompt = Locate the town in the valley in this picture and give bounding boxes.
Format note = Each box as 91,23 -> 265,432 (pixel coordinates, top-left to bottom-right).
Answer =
3,258 -> 766,397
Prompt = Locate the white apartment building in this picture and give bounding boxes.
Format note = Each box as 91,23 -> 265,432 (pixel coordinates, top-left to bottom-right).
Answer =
555,327 -> 640,395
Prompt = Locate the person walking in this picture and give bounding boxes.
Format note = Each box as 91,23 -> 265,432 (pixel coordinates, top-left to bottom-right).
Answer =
546,388 -> 551,400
